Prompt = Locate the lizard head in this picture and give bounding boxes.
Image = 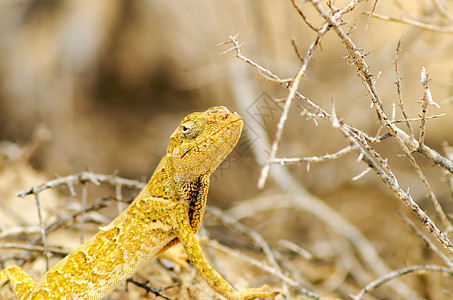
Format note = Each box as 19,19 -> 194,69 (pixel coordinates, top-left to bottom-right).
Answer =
167,106 -> 243,177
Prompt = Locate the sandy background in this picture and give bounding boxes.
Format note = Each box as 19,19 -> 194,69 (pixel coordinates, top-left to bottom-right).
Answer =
1,1 -> 453,299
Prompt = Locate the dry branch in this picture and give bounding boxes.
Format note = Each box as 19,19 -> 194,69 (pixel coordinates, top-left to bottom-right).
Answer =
308,0 -> 453,255
353,265 -> 453,299
16,171 -> 145,198
364,12 -> 453,33
224,0 -> 453,298
210,240 -> 323,299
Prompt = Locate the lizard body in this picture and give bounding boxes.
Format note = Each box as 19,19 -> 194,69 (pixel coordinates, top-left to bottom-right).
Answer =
0,106 -> 279,300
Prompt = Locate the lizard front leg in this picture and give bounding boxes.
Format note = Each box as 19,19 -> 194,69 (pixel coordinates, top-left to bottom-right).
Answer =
0,265 -> 37,299
176,214 -> 280,300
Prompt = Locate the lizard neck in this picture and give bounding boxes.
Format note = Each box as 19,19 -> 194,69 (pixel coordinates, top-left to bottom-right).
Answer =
138,156 -> 179,201
137,155 -> 210,233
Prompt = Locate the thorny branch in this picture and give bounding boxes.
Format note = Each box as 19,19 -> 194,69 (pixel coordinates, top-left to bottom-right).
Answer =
223,30 -> 453,255
269,145 -> 355,166
308,0 -> 453,254
393,37 -> 414,137
222,18 -> 332,188
223,0 -> 453,296
17,171 -> 146,198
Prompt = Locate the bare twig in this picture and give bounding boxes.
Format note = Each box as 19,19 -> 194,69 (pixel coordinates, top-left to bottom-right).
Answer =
0,226 -> 41,239
289,0 -> 320,32
220,22 -> 333,189
365,0 -> 379,31
431,0 -> 453,22
364,12 -> 453,33
206,207 -> 289,296
352,167 -> 372,181
391,114 -> 446,124
393,37 -> 414,137
269,145 -> 355,165
385,67 -> 453,232
0,243 -> 70,256
257,63 -> 303,188
291,38 -> 305,63
309,0 -> 453,255
353,265 -> 453,299
277,239 -> 313,260
254,0 -> 368,188
419,67 -> 439,147
442,142 -> 453,199
397,127 -> 453,174
206,208 -> 282,273
219,33 -> 283,84
115,180 -> 125,214
210,240 -> 323,299
126,278 -> 180,300
400,213 -> 453,269
17,171 -> 145,198
80,182 -> 88,244
32,191 -> 49,271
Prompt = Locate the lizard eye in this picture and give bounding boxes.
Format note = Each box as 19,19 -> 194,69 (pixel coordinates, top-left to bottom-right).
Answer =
181,121 -> 199,139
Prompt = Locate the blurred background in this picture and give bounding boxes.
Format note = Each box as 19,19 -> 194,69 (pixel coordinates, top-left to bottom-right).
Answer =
1,0 -> 453,299
0,0 -> 451,177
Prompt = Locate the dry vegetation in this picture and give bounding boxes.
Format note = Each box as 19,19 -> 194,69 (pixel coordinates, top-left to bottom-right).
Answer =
1,0 -> 453,299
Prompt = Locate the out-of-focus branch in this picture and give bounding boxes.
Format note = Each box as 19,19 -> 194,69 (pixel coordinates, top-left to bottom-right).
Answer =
353,265 -> 453,300
363,12 -> 453,33
210,240 -> 323,299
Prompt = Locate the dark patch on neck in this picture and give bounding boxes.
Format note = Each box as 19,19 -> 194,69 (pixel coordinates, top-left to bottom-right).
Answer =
187,176 -> 206,230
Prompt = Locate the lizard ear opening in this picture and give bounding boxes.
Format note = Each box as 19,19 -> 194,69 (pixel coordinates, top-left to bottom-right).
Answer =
167,136 -> 178,156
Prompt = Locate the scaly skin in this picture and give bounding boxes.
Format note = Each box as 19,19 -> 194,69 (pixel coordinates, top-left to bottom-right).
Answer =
0,106 -> 280,300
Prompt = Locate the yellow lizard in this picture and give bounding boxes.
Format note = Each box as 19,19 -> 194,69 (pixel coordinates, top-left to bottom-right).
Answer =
0,106 -> 280,300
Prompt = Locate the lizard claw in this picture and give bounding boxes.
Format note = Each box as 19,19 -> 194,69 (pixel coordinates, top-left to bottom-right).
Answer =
159,245 -> 189,268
